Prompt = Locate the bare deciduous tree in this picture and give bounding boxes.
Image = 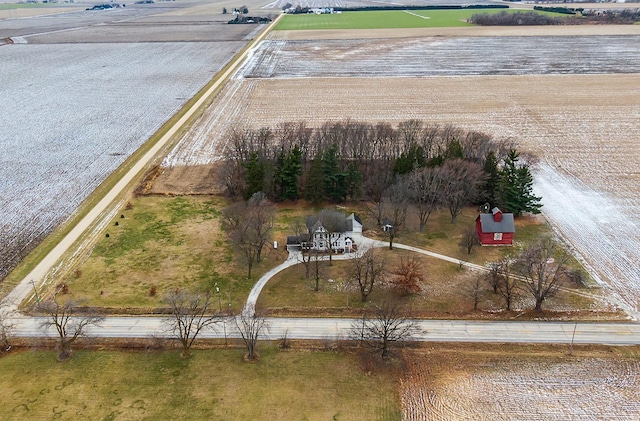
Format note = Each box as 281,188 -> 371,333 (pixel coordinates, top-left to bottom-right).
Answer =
459,226 -> 479,255
235,309 -> 268,361
310,253 -> 325,292
439,159 -> 485,223
391,257 -> 424,296
517,237 -> 569,312
382,179 -> 409,250
496,257 -> 518,311
223,192 -> 275,278
350,249 -> 386,302
486,261 -> 502,294
408,167 -> 443,232
38,294 -> 103,361
164,289 -> 221,358
467,274 -> 484,311
350,300 -> 421,358
0,311 -> 14,352
364,161 -> 393,225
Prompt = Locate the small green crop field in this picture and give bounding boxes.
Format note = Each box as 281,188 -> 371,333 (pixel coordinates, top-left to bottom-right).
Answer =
0,348 -> 400,421
274,8 -> 558,30
0,3 -> 46,10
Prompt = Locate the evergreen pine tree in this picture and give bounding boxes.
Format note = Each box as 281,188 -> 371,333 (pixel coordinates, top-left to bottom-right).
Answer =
480,150 -> 500,206
281,146 -> 303,201
393,144 -> 426,175
243,151 -> 264,200
499,150 -> 542,216
443,139 -> 464,161
304,153 -> 325,205
322,144 -> 347,203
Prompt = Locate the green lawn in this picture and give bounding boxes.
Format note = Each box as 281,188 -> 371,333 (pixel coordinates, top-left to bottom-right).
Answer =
0,348 -> 400,421
274,8 -> 560,30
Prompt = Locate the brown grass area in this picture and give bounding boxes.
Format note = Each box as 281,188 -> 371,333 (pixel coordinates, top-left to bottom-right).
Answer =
51,195 -> 276,312
146,163 -> 225,195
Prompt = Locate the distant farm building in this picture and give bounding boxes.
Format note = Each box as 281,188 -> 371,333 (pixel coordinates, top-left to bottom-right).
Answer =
475,207 -> 515,246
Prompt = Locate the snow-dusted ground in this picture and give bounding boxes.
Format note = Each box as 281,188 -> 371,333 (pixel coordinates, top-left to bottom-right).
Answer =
236,37 -> 640,78
403,358 -> 640,420
534,164 -> 640,313
0,41 -> 245,280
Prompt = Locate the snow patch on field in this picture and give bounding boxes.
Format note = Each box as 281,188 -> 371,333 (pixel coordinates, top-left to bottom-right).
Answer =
534,163 -> 640,314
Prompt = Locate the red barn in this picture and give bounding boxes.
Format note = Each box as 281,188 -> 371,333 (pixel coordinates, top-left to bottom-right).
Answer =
475,207 -> 515,246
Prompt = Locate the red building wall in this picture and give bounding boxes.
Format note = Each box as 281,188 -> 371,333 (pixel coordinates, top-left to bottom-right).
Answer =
476,219 -> 514,246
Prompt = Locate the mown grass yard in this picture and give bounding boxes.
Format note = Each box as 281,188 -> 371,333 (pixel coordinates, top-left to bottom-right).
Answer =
0,347 -> 400,421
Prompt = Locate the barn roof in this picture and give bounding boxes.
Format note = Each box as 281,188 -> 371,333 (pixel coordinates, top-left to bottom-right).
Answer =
477,213 -> 515,233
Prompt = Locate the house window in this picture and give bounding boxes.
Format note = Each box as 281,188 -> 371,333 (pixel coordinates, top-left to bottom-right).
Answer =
494,232 -> 503,241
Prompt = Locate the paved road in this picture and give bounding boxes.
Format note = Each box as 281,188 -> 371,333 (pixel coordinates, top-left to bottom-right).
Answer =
10,315 -> 640,345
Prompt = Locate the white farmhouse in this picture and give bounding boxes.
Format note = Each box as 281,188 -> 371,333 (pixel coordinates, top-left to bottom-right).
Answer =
287,212 -> 362,253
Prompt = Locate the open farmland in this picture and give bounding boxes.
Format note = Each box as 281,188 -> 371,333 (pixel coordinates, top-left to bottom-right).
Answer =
401,347 -> 640,420
162,24 -> 640,315
0,0 -> 274,282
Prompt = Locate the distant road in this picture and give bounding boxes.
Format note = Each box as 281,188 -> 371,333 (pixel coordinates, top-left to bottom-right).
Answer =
11,315 -> 640,346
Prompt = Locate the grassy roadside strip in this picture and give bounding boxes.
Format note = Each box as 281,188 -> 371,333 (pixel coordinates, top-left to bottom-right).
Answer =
2,16 -> 283,306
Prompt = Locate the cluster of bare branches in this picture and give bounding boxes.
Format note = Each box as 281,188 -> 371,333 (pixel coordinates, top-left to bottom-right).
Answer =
37,294 -> 103,361
164,289 -> 222,358
475,237 -> 569,312
350,249 -> 386,302
222,192 -> 275,278
351,300 -> 421,358
235,309 -> 268,361
517,236 -> 570,312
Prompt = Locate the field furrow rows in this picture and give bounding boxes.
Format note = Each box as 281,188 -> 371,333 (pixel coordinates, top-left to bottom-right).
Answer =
236,37 -> 640,78
403,359 -> 640,420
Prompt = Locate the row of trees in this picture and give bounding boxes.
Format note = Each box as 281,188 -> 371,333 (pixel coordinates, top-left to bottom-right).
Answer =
17,286 -> 413,361
22,286 -> 268,362
222,121 -> 541,227
470,9 -> 640,25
